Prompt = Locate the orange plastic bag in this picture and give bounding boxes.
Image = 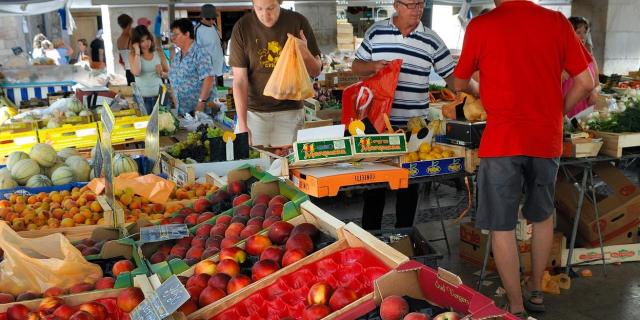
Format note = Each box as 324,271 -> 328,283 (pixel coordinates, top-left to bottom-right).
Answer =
342,59 -> 402,133
263,34 -> 314,101
88,172 -> 176,204
0,222 -> 103,295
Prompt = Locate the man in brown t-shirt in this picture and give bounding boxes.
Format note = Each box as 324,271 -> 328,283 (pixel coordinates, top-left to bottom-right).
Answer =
229,0 -> 322,147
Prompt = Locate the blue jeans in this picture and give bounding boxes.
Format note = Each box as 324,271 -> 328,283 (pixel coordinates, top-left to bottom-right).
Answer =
142,96 -> 157,115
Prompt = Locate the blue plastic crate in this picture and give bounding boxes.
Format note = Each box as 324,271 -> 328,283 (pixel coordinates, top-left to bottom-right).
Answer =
0,182 -> 89,200
401,157 -> 465,178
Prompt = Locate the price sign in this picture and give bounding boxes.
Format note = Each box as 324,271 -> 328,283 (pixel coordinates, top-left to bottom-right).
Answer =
130,275 -> 190,320
139,224 -> 189,244
100,101 -> 116,213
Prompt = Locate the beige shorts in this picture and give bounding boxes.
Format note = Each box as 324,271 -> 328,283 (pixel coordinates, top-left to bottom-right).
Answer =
247,109 -> 305,147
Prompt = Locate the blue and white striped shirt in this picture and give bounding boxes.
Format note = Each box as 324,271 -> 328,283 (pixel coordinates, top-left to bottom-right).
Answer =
355,18 -> 455,126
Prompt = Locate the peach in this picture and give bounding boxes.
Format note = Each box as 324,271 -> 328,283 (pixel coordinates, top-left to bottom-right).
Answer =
178,300 -> 198,316
176,236 -> 194,247
227,181 -> 245,195
286,233 -> 314,254
184,213 -> 199,226
247,217 -> 264,227
233,205 -> 251,217
186,246 -> 204,260
95,277 -> 115,290
0,292 -> 15,303
81,247 -> 100,256
225,222 -> 245,238
68,310 -> 93,320
268,221 -> 294,245
303,304 -> 332,320
307,281 -> 333,305
380,295 -> 409,320
53,304 -> 77,319
169,216 -> 185,224
170,245 -> 188,258
208,273 -> 231,292
187,285 -> 204,304
282,249 -> 307,267
291,223 -> 319,238
194,260 -> 217,276
265,204 -> 283,218
268,195 -> 287,207
78,302 -> 108,320
249,204 -> 267,218
210,224 -> 228,238
43,287 -> 66,298
186,273 -> 211,289
239,224 -> 262,239
245,234 -> 272,256
226,274 -> 252,294
197,212 -> 215,225
191,235 -> 208,248
216,259 -> 240,278
179,207 -> 195,216
193,198 -> 211,213
220,236 -> 240,249
262,216 -> 282,228
232,194 -> 251,207
150,252 -> 167,264
198,286 -> 226,308
219,247 -> 247,263
206,236 -> 222,248
112,260 -> 135,277
116,287 -> 144,313
216,215 -> 232,225
230,216 -> 249,225
196,224 -> 213,237
251,260 -> 280,281
404,313 -> 430,320
7,304 -> 30,320
432,312 -> 460,320
201,247 -> 220,260
252,194 -> 271,206
39,297 -> 64,315
260,246 -> 284,264
16,291 -> 40,301
68,283 -> 94,294
329,287 -> 358,311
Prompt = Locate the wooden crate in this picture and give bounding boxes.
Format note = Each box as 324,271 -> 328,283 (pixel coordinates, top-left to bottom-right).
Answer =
0,288 -> 124,313
592,131 -> 640,158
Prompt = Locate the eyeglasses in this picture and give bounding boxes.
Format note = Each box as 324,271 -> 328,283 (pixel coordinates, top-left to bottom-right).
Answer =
396,0 -> 425,10
170,32 -> 180,38
203,17 -> 215,21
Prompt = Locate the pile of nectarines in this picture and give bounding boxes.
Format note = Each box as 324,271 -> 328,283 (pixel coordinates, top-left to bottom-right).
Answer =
375,295 -> 463,320
0,187 -> 104,231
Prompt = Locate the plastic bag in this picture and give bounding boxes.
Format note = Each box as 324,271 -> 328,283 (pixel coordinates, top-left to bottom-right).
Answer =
179,111 -> 214,131
342,59 -> 402,133
0,222 -> 103,296
263,34 -> 314,101
87,172 -> 176,204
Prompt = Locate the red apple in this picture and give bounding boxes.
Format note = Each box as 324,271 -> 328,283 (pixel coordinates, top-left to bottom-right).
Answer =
186,246 -> 204,260
220,236 -> 241,249
265,204 -> 283,218
329,287 -> 358,311
150,251 -> 167,264
262,216 -> 282,228
253,194 -> 271,206
196,224 -> 213,237
233,204 -> 251,217
239,224 -> 262,239
380,295 -> 409,320
197,212 -> 215,225
170,245 -> 188,258
226,275 -> 252,294
249,204 -> 267,218
227,181 -> 244,195
251,259 -> 280,281
177,236 -> 194,247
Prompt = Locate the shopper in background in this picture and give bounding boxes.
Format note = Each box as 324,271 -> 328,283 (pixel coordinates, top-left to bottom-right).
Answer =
565,16 -> 600,118
196,4 -> 225,95
70,39 -> 90,64
230,0 -> 322,146
31,34 -> 47,59
168,18 -> 217,116
351,0 -> 468,231
129,25 -> 168,114
52,39 -> 73,65
453,0 -> 594,318
41,40 -> 63,65
116,14 -> 135,85
90,29 -> 106,70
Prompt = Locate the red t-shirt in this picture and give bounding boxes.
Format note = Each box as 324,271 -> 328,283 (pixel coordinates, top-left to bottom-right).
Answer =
454,1 -> 589,158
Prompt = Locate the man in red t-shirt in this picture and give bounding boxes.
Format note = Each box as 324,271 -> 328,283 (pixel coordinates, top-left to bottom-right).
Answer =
453,0 -> 594,318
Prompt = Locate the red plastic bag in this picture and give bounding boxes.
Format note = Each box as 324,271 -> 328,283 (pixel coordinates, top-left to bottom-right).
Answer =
342,59 -> 402,133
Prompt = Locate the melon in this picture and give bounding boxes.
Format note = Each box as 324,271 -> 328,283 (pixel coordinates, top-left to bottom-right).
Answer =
65,156 -> 91,182
57,147 -> 80,160
113,153 -> 138,177
0,176 -> 17,189
0,167 -> 10,180
68,97 -> 84,114
46,161 -> 65,178
6,151 -> 30,171
51,166 -> 76,186
47,118 -> 61,129
11,159 -> 41,185
26,174 -> 52,188
30,143 -> 58,168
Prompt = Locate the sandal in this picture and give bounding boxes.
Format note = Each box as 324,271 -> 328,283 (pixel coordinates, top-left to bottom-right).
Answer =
523,290 -> 546,313
512,311 -> 530,320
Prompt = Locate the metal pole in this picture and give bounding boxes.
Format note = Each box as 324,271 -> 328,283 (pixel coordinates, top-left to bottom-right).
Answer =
565,167 -> 589,275
589,168 -> 607,276
169,3 -> 176,24
422,0 -> 434,29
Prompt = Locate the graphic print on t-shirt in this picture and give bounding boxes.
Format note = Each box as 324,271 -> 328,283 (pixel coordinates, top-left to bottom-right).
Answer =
258,40 -> 282,68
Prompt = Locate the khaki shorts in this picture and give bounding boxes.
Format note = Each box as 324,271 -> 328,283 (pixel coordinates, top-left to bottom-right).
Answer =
248,109 -> 305,147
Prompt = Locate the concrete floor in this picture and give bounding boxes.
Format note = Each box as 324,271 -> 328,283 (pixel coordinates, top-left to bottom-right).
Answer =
312,182 -> 640,320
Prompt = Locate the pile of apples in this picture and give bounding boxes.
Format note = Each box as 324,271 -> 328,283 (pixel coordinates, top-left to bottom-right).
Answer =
176,221 -> 320,315
378,295 -> 462,320
0,187 -> 104,231
0,287 -> 144,320
148,193 -> 290,267
0,260 -> 136,306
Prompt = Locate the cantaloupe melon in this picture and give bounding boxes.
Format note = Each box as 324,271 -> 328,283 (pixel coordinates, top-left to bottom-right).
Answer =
46,161 -> 65,178
26,174 -> 52,188
0,176 -> 17,189
0,167 -> 10,180
6,151 -> 29,171
51,166 -> 76,186
11,159 -> 40,185
65,156 -> 91,182
113,153 -> 138,177
57,147 -> 81,160
30,143 -> 58,168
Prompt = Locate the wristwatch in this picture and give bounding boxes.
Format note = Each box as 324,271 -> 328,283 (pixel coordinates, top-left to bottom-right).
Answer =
198,98 -> 207,103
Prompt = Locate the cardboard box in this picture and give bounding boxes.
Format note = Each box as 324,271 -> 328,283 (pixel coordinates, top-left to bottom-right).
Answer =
334,261 -> 514,320
287,137 -> 354,166
458,222 -> 565,273
438,143 -> 480,173
196,221 -> 408,320
555,164 -> 640,247
591,130 -> 640,158
562,241 -> 640,266
290,162 -> 409,198
562,138 -> 603,158
401,156 -> 465,178
0,288 -> 126,313
352,134 -> 407,159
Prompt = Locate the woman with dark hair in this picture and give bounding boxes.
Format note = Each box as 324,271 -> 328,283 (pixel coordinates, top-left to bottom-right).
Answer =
129,25 -> 169,114
117,14 -> 135,85
564,16 -> 599,118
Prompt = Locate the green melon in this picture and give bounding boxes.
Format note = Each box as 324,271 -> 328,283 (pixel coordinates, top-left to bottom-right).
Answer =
11,159 -> 41,185
6,151 -> 30,171
26,174 -> 53,188
113,153 -> 138,177
0,167 -> 10,180
65,156 -> 91,182
0,176 -> 18,189
30,143 -> 58,168
51,166 -> 76,186
46,161 -> 65,178
57,147 -> 81,160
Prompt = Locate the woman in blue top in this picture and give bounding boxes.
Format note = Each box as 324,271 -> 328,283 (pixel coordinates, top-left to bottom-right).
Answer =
129,25 -> 169,114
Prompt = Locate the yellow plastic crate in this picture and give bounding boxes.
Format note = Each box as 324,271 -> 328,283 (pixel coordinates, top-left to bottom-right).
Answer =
94,108 -> 140,120
38,122 -> 99,151
0,128 -> 39,159
106,115 -> 150,145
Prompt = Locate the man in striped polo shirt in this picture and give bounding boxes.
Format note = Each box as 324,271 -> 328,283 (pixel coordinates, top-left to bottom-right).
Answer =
351,0 -> 461,230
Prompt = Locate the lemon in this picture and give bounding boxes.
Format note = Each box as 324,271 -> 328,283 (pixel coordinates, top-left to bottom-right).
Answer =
425,155 -> 435,160
410,152 -> 419,162
419,152 -> 430,160
442,150 -> 454,158
419,143 -> 432,153
432,145 -> 443,153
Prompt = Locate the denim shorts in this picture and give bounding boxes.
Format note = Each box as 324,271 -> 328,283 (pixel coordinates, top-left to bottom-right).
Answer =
475,156 -> 560,231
